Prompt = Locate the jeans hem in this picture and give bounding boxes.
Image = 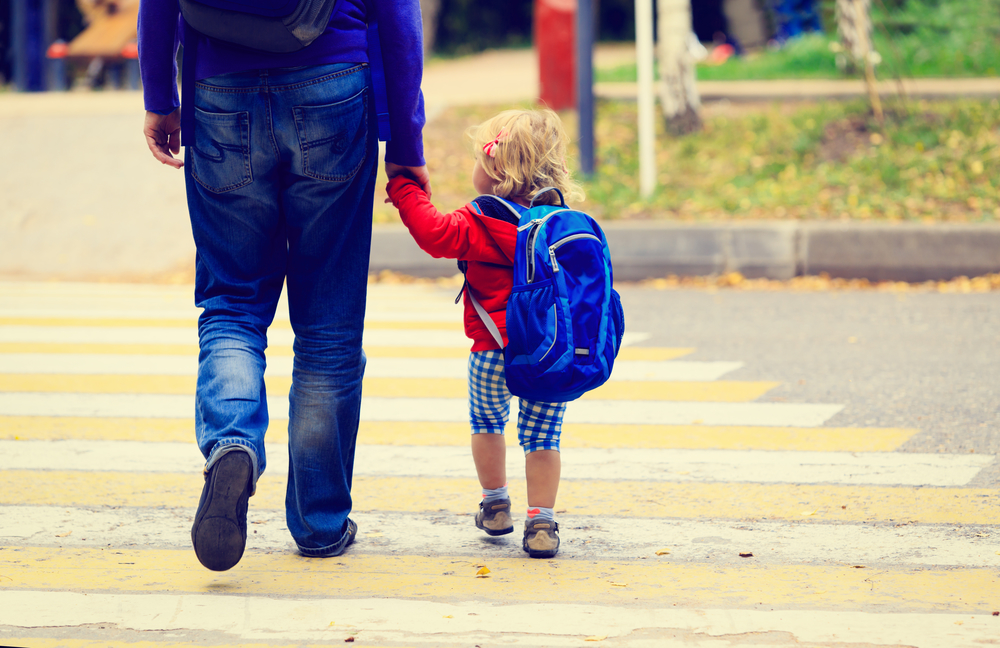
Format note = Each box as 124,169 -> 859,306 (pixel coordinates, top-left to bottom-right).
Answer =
205,442 -> 261,496
296,519 -> 355,557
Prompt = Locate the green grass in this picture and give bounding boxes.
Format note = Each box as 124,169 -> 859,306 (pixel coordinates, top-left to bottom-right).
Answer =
578,98 -> 1000,222
595,0 -> 1000,82
375,98 -> 1000,224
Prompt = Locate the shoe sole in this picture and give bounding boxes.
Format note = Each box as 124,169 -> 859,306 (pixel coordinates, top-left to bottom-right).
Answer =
524,528 -> 559,558
476,511 -> 514,536
192,452 -> 251,572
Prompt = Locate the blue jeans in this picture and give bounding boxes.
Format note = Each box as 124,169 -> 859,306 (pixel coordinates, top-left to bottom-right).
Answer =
184,63 -> 377,556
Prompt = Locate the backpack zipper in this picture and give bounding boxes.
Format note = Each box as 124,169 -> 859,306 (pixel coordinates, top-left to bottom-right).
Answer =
547,233 -> 601,273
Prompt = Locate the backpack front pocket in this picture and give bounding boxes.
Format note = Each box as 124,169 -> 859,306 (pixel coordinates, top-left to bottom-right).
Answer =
506,279 -> 558,365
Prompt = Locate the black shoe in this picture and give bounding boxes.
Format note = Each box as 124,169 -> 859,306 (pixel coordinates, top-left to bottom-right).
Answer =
191,450 -> 252,571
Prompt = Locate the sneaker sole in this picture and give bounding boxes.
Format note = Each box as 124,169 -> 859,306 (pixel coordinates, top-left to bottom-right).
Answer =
192,453 -> 251,572
476,511 -> 514,536
524,529 -> 560,559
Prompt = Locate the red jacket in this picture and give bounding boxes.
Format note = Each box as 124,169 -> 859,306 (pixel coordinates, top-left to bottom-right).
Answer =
386,176 -> 518,352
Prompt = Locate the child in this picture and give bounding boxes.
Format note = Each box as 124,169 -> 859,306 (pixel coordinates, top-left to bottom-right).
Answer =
385,108 -> 584,559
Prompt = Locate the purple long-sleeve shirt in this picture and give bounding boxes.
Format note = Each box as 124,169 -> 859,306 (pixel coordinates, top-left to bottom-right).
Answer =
137,0 -> 425,166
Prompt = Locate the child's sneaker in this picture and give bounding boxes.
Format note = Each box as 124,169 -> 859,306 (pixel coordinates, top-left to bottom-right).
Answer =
522,518 -> 559,558
475,497 -> 514,536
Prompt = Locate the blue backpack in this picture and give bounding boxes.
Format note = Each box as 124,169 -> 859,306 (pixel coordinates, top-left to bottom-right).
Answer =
465,188 -> 625,403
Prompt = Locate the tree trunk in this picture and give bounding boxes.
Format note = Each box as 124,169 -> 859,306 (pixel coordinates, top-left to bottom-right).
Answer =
835,0 -> 873,73
836,0 -> 882,122
656,0 -> 701,135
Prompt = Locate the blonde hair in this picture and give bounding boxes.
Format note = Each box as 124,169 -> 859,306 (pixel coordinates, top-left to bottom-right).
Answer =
470,109 -> 585,205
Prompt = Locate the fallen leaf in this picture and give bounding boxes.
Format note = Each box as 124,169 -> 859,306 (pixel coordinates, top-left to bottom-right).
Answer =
654,549 -> 671,556
955,621 -> 964,626
800,510 -> 817,516
476,566 -> 491,577
345,637 -> 355,643
609,582 -> 627,587
55,531 -> 72,538
739,552 -> 753,558
584,635 -> 608,641
851,565 -> 866,569
992,611 -> 999,616
443,615 -> 453,619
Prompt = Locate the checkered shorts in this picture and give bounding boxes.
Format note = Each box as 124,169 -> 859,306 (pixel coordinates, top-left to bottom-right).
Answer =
468,349 -> 567,454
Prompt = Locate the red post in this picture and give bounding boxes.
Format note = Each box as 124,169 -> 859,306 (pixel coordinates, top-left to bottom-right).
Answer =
535,0 -> 576,110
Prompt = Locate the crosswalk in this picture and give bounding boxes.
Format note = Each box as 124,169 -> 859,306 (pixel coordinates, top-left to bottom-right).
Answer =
0,280 -> 997,647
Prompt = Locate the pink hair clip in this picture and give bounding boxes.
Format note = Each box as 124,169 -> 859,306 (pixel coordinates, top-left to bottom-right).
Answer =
482,129 -> 507,158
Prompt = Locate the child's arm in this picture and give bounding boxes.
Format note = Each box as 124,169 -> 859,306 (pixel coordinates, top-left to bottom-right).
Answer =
386,176 -> 509,264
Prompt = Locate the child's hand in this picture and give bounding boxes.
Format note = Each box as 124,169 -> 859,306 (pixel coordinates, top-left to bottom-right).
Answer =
385,163 -> 432,197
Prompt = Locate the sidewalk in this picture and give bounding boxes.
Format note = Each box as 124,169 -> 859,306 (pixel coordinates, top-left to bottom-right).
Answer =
1,46 -> 998,283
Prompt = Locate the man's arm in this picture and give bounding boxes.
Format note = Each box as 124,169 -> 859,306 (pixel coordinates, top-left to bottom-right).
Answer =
138,0 -> 182,167
375,0 -> 428,192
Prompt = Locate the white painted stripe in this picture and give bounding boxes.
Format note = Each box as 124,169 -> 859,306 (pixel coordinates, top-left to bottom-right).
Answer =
5,505 -> 998,566
1,591 -> 996,647
0,326 -> 472,348
0,354 -> 740,381
4,441 -> 983,486
0,393 -> 843,427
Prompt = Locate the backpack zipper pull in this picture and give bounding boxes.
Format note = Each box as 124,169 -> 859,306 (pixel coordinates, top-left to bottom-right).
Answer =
549,246 -> 560,272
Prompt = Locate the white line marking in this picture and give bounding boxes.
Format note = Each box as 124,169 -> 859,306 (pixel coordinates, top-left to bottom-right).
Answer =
0,326 -> 474,347
0,394 -> 843,426
1,591 -> 996,646
0,354 -> 740,381
4,505 -> 998,566
2,441 -> 985,486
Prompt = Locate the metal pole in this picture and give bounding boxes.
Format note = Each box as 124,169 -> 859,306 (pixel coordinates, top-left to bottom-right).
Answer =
576,0 -> 594,177
636,0 -> 655,197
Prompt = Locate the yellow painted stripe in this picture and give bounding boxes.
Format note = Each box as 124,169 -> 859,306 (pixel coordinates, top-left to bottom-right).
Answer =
0,342 -> 203,355
0,374 -> 777,402
1,471 -> 995,524
616,347 -> 693,361
0,342 -> 476,358
0,417 -> 916,451
0,317 -> 461,331
0,317 -> 197,328
0,642 -> 391,648
2,546 -> 996,611
0,342 -> 694,362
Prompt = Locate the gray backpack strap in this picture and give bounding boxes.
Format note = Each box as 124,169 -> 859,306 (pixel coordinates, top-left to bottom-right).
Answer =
467,289 -> 504,349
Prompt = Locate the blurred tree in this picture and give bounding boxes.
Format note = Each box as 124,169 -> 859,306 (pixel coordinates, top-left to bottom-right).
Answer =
657,0 -> 700,134
834,0 -> 873,72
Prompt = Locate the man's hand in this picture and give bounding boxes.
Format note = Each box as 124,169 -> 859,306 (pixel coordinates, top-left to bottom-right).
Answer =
385,162 -> 431,196
144,109 -> 183,169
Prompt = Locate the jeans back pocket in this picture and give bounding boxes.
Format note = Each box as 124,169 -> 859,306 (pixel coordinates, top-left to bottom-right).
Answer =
293,88 -> 368,183
190,108 -> 253,194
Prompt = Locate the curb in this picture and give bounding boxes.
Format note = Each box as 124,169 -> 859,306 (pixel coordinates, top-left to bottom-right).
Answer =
594,78 -> 1000,102
370,222 -> 1000,283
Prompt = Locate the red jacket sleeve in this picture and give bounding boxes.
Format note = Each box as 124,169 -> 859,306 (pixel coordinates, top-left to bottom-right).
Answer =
386,176 -> 511,265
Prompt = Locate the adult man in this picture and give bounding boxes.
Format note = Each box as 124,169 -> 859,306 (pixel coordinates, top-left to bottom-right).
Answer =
138,0 -> 429,571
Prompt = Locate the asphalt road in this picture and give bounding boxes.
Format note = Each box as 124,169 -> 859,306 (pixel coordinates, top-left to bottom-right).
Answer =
618,286 -> 1000,480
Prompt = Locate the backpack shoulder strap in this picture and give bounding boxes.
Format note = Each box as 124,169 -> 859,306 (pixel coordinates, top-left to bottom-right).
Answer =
472,195 -> 523,226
